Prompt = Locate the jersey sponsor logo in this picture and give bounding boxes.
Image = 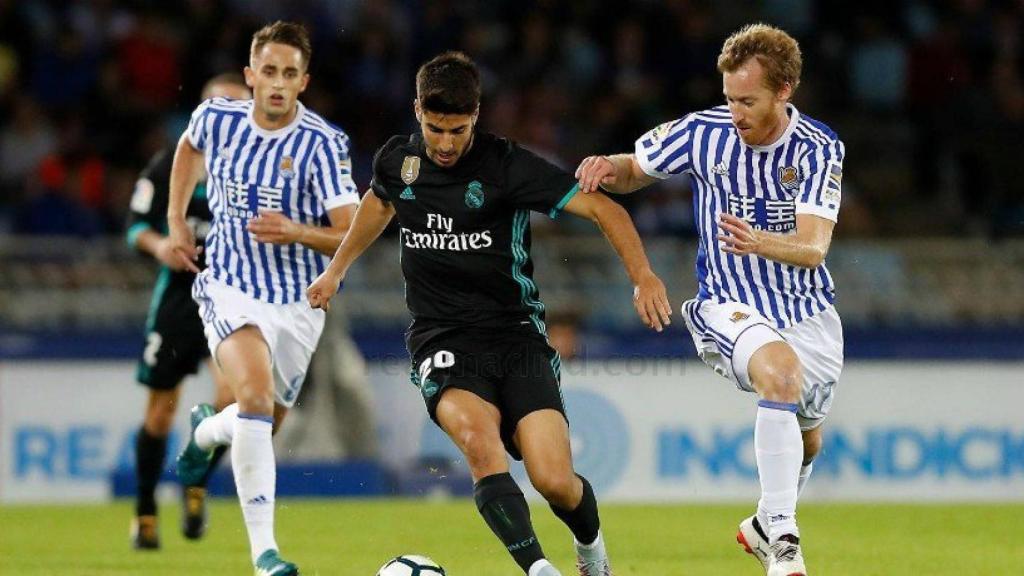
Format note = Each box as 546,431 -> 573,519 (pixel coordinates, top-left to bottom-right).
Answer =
401,228 -> 494,251
278,155 -> 295,179
729,311 -> 750,323
401,155 -> 421,184
224,180 -> 284,219
465,180 -> 484,208
729,195 -> 797,233
778,165 -> 802,189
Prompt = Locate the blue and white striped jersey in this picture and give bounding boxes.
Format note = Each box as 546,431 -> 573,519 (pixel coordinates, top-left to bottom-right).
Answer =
186,98 -> 359,304
635,104 -> 844,328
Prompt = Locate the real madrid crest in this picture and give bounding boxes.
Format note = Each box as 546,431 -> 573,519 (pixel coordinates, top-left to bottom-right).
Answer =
778,165 -> 801,190
279,156 -> 295,179
465,180 -> 484,209
401,155 -> 421,185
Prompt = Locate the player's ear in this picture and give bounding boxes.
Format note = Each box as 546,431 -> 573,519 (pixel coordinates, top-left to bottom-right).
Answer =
471,105 -> 480,127
243,66 -> 255,89
778,81 -> 793,103
414,99 -> 423,123
299,72 -> 310,94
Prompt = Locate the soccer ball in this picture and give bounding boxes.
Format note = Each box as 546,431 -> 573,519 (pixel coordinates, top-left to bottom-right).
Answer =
376,555 -> 446,576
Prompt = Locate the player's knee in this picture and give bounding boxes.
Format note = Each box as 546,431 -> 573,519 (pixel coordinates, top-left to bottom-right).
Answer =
753,360 -> 802,403
531,471 -> 577,505
233,383 -> 275,416
457,428 -> 501,470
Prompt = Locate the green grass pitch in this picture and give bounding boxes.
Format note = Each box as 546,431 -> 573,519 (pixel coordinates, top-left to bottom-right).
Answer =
1,499 -> 1021,575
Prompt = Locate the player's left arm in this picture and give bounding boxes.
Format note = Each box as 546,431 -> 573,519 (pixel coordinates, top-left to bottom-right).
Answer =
717,212 -> 834,268
247,204 -> 357,256
562,191 -> 673,332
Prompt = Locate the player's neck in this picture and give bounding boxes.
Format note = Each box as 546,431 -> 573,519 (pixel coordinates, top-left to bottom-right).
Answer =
758,106 -> 790,146
253,105 -> 299,131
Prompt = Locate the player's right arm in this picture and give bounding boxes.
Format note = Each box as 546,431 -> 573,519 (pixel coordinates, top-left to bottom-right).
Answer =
574,154 -> 658,195
577,116 -> 694,195
167,120 -> 207,273
306,191 -> 395,311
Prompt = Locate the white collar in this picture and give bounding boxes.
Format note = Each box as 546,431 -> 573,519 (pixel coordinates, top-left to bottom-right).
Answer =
743,103 -> 799,152
247,100 -> 305,138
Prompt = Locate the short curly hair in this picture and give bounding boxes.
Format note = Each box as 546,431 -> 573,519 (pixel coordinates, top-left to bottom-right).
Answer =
717,23 -> 802,95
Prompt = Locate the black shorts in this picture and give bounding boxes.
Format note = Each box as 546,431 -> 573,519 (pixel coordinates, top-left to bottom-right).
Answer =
135,279 -> 209,390
409,327 -> 565,460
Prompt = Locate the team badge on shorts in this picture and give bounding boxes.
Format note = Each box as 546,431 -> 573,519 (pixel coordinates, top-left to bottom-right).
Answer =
279,156 -> 295,179
421,377 -> 440,399
402,155 -> 421,185
730,311 -> 750,323
465,180 -> 484,209
778,165 -> 802,189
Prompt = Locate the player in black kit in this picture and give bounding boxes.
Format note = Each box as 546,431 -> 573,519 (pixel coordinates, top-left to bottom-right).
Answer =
307,52 -> 671,576
125,74 -> 248,549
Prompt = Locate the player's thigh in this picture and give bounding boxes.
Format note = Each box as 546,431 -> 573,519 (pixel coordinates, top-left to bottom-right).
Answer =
681,298 -> 786,392
498,335 -> 567,461
266,299 -> 326,408
781,306 -> 844,429
410,332 -> 501,434
514,409 -> 574,480
216,326 -> 274,400
136,295 -> 208,392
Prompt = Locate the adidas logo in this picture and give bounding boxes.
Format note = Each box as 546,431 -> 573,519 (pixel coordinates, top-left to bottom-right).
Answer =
399,186 -> 416,200
247,495 -> 270,505
712,162 -> 729,176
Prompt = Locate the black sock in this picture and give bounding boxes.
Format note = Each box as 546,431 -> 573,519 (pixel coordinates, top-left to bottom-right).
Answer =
474,473 -> 546,573
135,427 -> 167,517
196,445 -> 228,487
549,474 -> 601,545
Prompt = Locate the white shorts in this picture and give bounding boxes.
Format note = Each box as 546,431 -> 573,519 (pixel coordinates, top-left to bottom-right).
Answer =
192,272 -> 325,408
681,298 -> 844,430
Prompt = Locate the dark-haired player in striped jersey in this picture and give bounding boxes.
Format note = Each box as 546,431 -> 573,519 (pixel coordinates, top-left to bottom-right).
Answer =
576,23 -> 845,576
168,21 -> 359,576
308,51 -> 672,576
126,73 -> 248,550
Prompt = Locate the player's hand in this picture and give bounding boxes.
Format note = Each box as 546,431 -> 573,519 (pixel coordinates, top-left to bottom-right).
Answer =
633,269 -> 673,332
306,270 -> 343,311
248,210 -> 305,245
575,155 -> 618,194
167,217 -> 201,273
155,236 -> 201,272
717,213 -> 761,257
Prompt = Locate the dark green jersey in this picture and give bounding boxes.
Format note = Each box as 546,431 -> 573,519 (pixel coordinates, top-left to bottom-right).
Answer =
126,148 -> 212,291
370,132 -> 579,350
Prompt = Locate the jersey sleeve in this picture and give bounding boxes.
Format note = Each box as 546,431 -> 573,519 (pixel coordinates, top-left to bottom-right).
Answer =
634,115 -> 694,179
505,144 -> 580,219
311,130 -> 360,210
185,98 -> 215,151
795,139 -> 845,222
368,142 -> 392,204
126,151 -> 171,248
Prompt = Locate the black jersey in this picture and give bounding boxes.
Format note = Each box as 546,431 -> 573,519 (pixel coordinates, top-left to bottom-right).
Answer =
370,132 -> 579,350
126,148 -> 212,290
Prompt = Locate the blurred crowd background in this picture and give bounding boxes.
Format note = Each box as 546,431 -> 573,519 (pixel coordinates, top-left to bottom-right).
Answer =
1,0 -> 1023,345
3,0 -> 1024,238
